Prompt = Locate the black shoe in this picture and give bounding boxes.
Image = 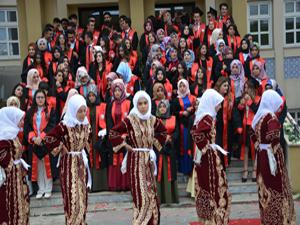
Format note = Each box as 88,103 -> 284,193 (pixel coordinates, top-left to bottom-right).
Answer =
241,170 -> 248,183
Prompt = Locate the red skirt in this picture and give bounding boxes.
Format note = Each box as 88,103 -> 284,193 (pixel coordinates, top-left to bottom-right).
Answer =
195,148 -> 231,225
257,147 -> 296,225
108,153 -> 129,191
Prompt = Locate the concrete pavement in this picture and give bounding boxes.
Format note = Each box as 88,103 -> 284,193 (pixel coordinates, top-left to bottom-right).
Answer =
30,200 -> 300,225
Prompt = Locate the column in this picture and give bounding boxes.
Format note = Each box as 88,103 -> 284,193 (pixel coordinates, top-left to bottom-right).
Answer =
129,0 -> 144,36
231,0 -> 247,36
272,1 -> 285,91
119,0 -> 130,17
144,0 -> 155,20
204,0 -> 215,24
24,0 -> 42,43
56,0 -> 68,19
16,0 -> 28,60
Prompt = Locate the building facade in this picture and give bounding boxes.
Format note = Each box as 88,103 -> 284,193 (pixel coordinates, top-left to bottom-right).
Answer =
0,0 -> 300,122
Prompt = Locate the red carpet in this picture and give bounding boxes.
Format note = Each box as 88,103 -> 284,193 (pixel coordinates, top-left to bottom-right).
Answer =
190,218 -> 261,225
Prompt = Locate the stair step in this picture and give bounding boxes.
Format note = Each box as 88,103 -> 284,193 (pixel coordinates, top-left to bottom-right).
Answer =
229,182 -> 257,195
30,193 -> 259,217
30,191 -> 132,208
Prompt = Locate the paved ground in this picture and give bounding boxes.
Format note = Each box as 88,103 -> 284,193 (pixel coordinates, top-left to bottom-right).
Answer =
30,201 -> 300,225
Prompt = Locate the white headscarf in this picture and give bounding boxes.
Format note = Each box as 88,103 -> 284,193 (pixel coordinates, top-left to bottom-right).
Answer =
0,107 -> 25,141
252,90 -> 283,129
129,91 -> 152,120
216,39 -> 226,55
211,28 -> 222,45
26,68 -> 41,90
61,89 -> 78,118
62,94 -> 89,127
177,79 -> 190,98
194,89 -> 224,125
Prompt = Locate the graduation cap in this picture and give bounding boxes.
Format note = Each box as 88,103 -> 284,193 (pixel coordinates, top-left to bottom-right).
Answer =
207,7 -> 218,18
193,7 -> 204,17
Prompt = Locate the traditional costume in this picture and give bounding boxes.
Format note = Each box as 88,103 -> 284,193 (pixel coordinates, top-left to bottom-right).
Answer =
0,107 -> 30,225
42,95 -> 91,225
191,89 -> 231,225
109,91 -> 167,225
251,90 -> 296,225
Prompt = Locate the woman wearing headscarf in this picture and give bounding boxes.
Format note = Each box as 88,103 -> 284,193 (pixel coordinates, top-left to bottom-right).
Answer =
104,72 -> 119,103
60,88 -> 78,119
109,91 -> 167,225
209,28 -> 223,56
116,61 -> 141,96
7,96 -> 21,108
250,60 -> 269,97
244,42 -> 266,78
42,94 -> 91,224
140,20 -> 154,64
151,82 -> 166,115
229,59 -> 246,102
236,38 -> 250,65
166,47 -> 179,80
48,46 -> 63,87
75,66 -> 95,98
171,61 -> 189,96
190,89 -> 231,225
147,67 -> 173,100
24,68 -> 41,109
212,39 -> 226,83
0,107 -> 30,225
183,49 -> 198,83
173,79 -> 196,175
106,79 -> 132,191
251,90 -> 295,225
155,100 -> 179,204
86,84 -> 108,192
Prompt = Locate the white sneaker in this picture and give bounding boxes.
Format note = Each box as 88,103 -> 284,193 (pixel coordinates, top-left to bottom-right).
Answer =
44,193 -> 52,199
36,193 -> 43,199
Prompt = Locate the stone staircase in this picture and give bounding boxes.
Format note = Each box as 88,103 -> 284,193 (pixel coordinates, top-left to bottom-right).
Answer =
30,158 -> 258,216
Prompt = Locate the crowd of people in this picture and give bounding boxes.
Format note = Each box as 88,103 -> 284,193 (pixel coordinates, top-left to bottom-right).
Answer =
0,3 -> 296,225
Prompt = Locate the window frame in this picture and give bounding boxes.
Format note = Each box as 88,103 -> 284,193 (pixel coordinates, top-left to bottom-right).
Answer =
284,0 -> 300,47
247,1 -> 273,49
0,7 -> 20,60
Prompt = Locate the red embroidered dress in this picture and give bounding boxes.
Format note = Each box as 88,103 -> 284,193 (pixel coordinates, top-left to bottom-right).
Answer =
43,123 -> 91,225
109,115 -> 167,225
191,115 -> 231,225
0,139 -> 29,225
252,113 -> 296,225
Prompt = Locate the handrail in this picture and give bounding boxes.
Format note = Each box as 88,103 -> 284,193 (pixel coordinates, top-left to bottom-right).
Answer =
285,112 -> 300,144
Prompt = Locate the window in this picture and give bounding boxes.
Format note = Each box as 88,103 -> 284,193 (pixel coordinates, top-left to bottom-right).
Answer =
247,1 -> 272,48
289,110 -> 300,126
284,1 -> 300,46
0,8 -> 19,59
78,6 -> 119,29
